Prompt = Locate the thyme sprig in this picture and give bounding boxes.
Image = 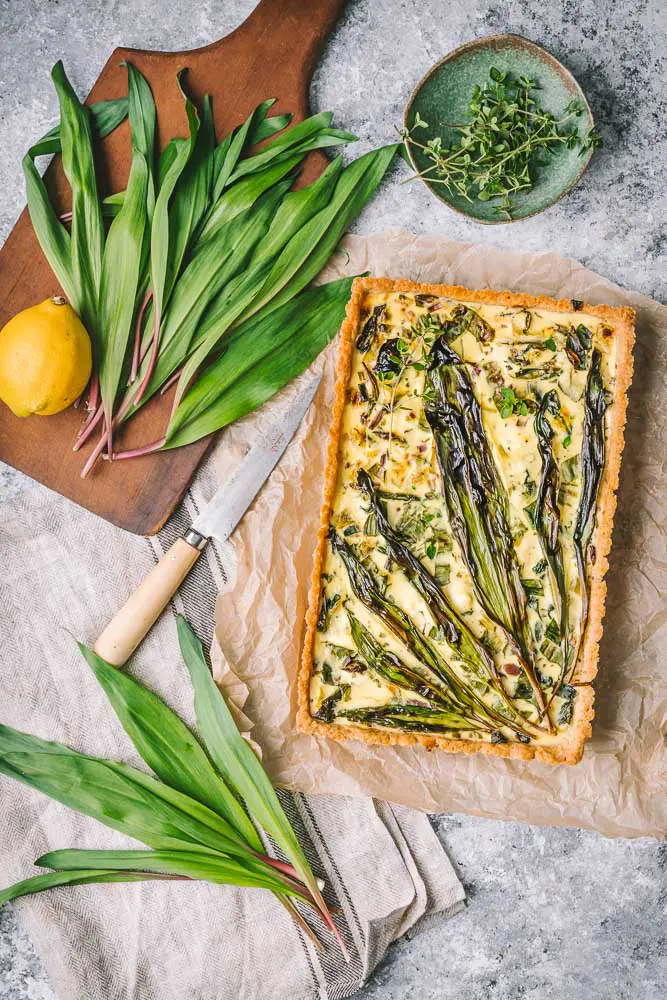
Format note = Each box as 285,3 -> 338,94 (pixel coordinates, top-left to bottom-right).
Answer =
402,68 -> 600,217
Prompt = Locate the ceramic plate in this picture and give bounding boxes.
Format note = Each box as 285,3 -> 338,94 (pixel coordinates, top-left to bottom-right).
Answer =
403,34 -> 595,224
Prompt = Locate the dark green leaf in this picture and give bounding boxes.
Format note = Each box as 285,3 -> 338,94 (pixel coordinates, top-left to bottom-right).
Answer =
124,62 -> 156,177
36,849 -> 310,900
545,619 -> 561,644
170,146 -> 397,422
79,644 -> 261,851
148,72 -> 201,336
133,177 -> 291,411
533,390 -> 569,672
316,586 -> 341,632
555,683 -> 576,726
0,725 -> 250,857
22,152 -> 76,306
572,349 -> 607,681
347,611 -> 462,712
340,703 -> 486,733
51,60 -> 105,335
162,94 -> 216,309
229,144 -> 399,328
330,531 -> 529,738
27,98 -> 129,160
163,275 -> 354,449
212,100 -> 276,202
565,324 -> 592,369
97,64 -> 152,434
175,617 -> 342,950
178,157 -> 346,392
198,155 -> 302,248
252,111 -> 293,145
357,470 -> 500,686
0,870 -> 154,907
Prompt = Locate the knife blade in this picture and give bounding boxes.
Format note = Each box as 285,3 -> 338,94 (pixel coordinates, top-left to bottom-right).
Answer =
187,375 -> 321,545
94,376 -> 321,666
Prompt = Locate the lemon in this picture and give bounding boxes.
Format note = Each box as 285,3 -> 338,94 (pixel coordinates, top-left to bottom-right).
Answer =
0,296 -> 92,417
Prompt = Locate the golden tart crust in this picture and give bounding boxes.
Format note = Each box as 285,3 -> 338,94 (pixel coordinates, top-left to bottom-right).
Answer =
297,278 -> 635,765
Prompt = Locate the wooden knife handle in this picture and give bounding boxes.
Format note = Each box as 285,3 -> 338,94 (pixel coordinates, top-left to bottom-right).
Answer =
94,537 -> 202,666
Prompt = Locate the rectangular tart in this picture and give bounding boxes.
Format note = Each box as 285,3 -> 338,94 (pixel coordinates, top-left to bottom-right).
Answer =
298,278 -> 634,764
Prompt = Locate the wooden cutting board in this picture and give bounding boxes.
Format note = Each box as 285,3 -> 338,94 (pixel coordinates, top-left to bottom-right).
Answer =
0,0 -> 346,535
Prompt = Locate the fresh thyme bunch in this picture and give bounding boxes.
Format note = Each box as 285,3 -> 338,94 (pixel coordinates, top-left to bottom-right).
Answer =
402,68 -> 601,218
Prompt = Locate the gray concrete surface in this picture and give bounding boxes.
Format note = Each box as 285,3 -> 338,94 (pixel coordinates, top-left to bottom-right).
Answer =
0,1 -> 665,998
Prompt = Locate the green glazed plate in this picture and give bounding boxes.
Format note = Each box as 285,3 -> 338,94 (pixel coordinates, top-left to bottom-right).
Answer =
403,34 -> 594,224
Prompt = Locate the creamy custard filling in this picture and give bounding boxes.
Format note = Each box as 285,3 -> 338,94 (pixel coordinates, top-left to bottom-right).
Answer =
310,291 -> 617,744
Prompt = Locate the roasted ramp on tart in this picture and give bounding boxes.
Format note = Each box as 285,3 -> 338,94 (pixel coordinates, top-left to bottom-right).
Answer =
298,278 -> 634,764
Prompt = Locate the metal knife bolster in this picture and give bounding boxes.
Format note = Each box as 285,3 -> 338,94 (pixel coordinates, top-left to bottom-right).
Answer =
183,527 -> 209,551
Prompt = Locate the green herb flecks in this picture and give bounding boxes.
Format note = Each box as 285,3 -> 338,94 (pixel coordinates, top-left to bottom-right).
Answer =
494,385 -> 530,418
555,683 -> 577,727
425,337 -> 551,724
512,361 -> 562,381
561,454 -> 581,485
177,617 -> 348,955
402,69 -> 601,218
521,578 -> 544,608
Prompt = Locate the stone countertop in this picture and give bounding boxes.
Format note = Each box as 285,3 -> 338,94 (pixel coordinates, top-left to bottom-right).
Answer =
0,1 -> 664,999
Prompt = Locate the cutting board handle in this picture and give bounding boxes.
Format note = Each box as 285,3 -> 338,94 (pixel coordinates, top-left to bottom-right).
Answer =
0,0 -> 348,535
223,0 -> 346,77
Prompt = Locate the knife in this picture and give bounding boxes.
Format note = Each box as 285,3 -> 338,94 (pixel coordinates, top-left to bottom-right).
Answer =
94,377 -> 321,666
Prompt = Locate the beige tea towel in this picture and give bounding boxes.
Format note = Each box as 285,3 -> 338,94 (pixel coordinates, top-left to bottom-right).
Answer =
0,438 -> 464,1000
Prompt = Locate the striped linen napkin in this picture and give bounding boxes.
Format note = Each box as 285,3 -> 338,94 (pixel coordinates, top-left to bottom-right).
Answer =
0,442 -> 464,1000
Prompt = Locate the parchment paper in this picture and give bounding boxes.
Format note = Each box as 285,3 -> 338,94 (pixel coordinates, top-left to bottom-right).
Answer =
211,232 -> 666,839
